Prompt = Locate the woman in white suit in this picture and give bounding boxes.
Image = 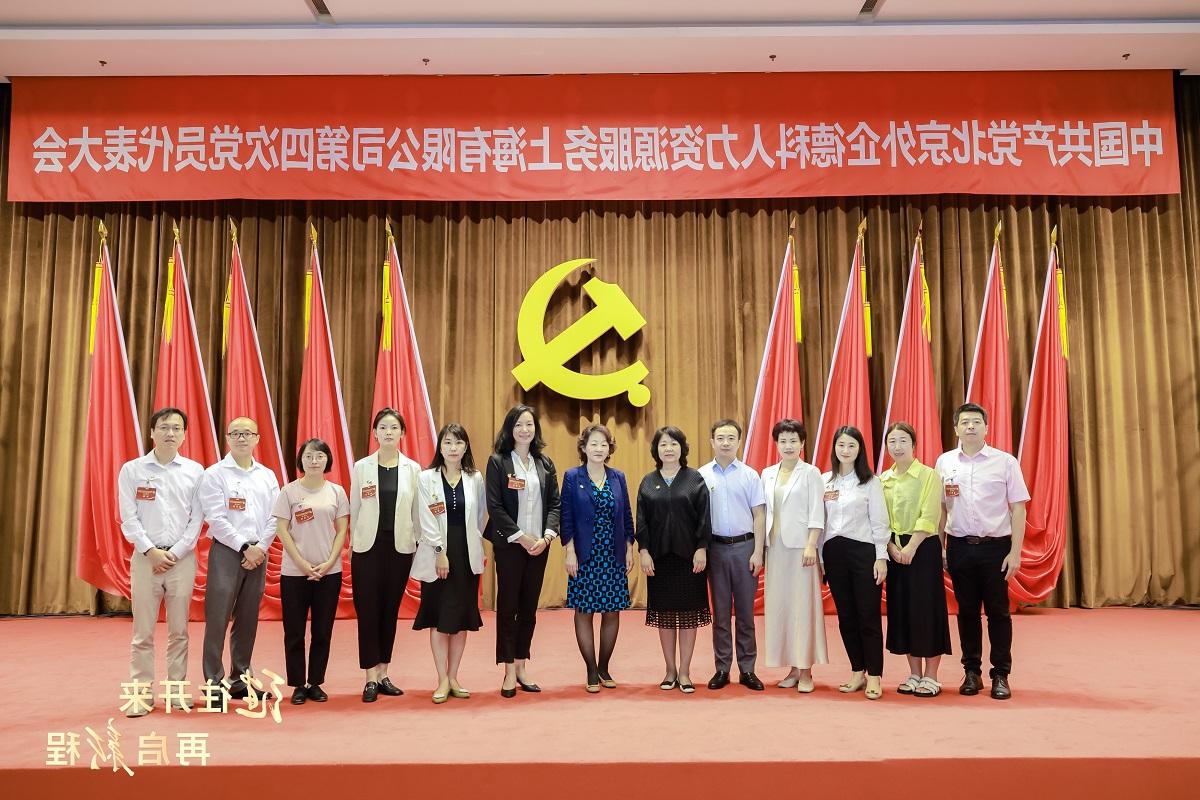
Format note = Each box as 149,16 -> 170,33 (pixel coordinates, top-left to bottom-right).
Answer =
350,407 -> 421,704
760,419 -> 827,693
412,423 -> 487,704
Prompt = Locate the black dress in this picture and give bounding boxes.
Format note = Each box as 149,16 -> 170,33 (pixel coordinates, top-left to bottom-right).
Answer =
635,468 -> 712,630
413,474 -> 482,634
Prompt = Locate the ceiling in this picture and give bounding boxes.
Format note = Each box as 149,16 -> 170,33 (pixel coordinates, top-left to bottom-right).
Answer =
1,1 -> 1197,79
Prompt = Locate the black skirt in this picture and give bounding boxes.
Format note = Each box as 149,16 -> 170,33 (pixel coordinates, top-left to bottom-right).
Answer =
885,534 -> 952,657
646,553 -> 711,630
413,523 -> 482,634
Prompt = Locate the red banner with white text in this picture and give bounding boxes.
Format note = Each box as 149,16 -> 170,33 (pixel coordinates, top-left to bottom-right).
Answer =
7,71 -> 1179,202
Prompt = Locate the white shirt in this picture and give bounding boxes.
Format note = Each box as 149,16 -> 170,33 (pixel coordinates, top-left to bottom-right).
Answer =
820,470 -> 890,561
117,452 -> 205,558
935,446 -> 1031,538
199,453 -> 280,552
507,451 -> 555,543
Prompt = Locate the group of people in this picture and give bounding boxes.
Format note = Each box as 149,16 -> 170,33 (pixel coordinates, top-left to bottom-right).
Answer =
118,400 -> 1028,712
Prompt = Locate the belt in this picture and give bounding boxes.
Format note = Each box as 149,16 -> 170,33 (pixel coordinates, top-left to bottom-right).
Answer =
712,533 -> 754,544
952,534 -> 1012,545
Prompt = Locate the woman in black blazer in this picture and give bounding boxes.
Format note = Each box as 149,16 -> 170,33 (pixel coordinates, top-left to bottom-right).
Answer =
485,404 -> 561,698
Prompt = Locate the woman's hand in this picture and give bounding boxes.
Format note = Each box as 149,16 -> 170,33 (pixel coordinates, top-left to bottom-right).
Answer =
802,545 -> 817,567
625,546 -> 635,574
528,536 -> 550,557
873,558 -> 888,585
436,552 -> 450,579
887,542 -> 902,563
640,550 -> 655,577
692,548 -> 707,574
899,542 -> 918,565
564,549 -> 579,578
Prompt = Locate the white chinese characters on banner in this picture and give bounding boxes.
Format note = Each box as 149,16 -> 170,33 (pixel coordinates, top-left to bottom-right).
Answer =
30,119 -> 1167,176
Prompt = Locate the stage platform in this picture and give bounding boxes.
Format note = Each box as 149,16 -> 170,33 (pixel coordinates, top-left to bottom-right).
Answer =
3,607 -> 1198,798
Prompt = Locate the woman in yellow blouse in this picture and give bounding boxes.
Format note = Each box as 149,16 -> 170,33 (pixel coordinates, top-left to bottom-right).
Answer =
880,422 -> 952,697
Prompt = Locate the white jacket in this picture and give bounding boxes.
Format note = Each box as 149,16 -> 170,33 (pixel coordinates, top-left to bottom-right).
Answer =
760,460 -> 825,549
349,451 -> 421,554
411,468 -> 487,583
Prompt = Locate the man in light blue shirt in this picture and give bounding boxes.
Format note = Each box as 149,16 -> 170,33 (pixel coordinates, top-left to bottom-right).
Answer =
698,419 -> 766,691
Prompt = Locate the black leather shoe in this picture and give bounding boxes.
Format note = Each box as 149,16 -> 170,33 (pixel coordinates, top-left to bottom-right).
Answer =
500,686 -> 517,698
306,685 -> 328,702
516,678 -> 541,693
362,682 -> 380,703
290,687 -> 307,705
739,672 -> 765,691
228,685 -> 249,700
959,672 -> 983,696
990,674 -> 1012,700
378,677 -> 404,696
707,670 -> 730,690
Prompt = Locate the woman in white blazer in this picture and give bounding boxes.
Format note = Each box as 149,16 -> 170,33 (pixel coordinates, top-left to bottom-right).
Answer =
349,407 -> 421,704
412,423 -> 487,704
760,419 -> 828,693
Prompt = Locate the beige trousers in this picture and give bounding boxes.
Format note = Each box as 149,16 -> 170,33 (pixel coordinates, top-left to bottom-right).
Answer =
129,550 -> 197,689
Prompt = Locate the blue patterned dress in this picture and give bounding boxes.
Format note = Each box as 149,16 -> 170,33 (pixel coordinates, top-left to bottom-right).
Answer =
566,480 -> 630,613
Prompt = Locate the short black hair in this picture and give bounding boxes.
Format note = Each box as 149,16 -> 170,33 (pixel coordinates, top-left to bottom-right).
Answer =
954,402 -> 988,426
428,423 -> 478,474
710,418 -> 743,438
829,426 -> 873,485
149,407 -> 188,432
650,426 -> 690,469
493,404 -> 546,456
771,418 -> 806,442
577,423 -> 616,463
296,438 -> 333,475
373,407 -> 407,432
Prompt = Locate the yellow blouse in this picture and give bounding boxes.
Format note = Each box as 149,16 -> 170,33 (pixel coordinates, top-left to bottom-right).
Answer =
880,459 -> 941,546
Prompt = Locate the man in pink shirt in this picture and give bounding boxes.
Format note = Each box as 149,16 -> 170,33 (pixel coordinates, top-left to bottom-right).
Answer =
935,403 -> 1030,700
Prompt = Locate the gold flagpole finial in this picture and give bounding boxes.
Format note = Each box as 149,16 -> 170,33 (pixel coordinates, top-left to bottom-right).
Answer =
228,217 -> 239,243
171,219 -> 181,243
98,220 -> 108,241
857,217 -> 867,239
385,218 -> 395,241
788,213 -> 798,232
309,222 -> 319,248
994,219 -> 1002,242
1050,225 -> 1058,248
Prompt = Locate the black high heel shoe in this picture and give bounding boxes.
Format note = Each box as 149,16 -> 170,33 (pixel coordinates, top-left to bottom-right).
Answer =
516,678 -> 541,693
500,685 -> 517,698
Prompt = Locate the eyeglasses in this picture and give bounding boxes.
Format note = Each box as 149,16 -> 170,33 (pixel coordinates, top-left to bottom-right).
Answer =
227,431 -> 259,441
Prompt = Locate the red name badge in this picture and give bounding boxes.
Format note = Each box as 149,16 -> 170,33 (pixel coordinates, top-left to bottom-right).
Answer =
227,497 -> 246,511
294,508 -> 315,524
945,484 -> 961,498
362,485 -> 377,499
135,486 -> 157,501
823,489 -> 840,502
507,476 -> 526,490
428,502 -> 446,516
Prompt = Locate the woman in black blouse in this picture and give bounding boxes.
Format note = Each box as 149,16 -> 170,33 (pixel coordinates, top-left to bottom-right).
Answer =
636,426 -> 711,694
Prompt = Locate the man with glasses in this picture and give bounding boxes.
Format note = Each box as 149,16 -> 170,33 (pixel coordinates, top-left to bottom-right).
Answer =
117,407 -> 205,716
199,416 -> 281,700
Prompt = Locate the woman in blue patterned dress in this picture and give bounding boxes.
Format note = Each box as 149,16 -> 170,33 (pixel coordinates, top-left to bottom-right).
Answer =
561,423 -> 635,693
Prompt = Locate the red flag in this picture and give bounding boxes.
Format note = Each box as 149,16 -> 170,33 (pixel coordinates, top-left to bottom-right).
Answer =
77,223 -> 143,597
1012,229 -> 1070,604
296,225 -> 357,614
223,222 -> 287,617
966,222 -> 1014,453
813,220 -> 875,473
879,231 -> 941,471
742,235 -> 805,612
371,223 -> 437,616
153,224 -> 220,618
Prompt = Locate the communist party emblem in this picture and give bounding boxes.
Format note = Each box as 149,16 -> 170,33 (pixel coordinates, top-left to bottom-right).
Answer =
512,258 -> 651,407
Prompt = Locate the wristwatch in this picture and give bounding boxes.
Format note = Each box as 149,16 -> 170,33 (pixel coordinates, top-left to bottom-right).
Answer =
239,542 -> 251,554
434,545 -> 444,554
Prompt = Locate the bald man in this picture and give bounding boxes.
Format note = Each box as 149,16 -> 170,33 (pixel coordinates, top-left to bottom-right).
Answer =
199,417 -> 281,699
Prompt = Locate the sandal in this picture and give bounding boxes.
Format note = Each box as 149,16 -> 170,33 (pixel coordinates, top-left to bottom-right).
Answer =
897,675 -> 921,695
914,677 -> 942,697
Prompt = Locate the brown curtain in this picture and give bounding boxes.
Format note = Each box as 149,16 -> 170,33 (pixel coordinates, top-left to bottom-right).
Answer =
1,79 -> 1197,615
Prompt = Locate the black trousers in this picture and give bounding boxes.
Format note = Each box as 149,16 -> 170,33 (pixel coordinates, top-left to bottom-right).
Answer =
493,544 -> 549,664
351,536 -> 413,670
280,572 -> 341,687
947,535 -> 1013,678
823,537 -> 884,676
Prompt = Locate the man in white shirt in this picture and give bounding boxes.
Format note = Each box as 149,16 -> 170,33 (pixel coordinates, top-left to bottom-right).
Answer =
936,403 -> 1030,701
117,407 -> 205,717
199,416 -> 280,699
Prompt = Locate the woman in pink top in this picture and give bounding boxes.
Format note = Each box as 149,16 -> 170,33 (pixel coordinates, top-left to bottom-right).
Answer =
271,438 -> 349,705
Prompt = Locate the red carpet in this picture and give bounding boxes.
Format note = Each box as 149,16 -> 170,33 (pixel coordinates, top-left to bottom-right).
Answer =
3,607 -> 1198,798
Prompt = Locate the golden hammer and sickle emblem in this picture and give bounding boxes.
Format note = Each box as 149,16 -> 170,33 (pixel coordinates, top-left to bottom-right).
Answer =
512,258 -> 651,407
